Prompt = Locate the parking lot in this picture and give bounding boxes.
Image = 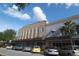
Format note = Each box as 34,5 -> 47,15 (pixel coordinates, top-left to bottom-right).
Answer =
0,48 -> 43,56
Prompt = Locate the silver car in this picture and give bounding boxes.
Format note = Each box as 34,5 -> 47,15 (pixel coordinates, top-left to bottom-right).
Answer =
44,47 -> 60,56
22,46 -> 32,52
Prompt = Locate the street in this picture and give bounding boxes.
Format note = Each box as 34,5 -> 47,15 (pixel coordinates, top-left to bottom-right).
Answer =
0,48 -> 43,56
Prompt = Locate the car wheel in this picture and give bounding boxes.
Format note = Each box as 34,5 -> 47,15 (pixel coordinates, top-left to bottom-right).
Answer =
22,50 -> 25,52
31,51 -> 33,53
68,53 -> 72,56
71,53 -> 75,56
44,52 -> 47,56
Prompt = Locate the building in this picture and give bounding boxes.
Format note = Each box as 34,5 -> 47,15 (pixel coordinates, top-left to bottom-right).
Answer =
13,15 -> 79,49
76,25 -> 79,35
17,21 -> 47,40
14,21 -> 47,48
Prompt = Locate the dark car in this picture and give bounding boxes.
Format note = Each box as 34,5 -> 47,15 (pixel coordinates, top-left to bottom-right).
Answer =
13,45 -> 23,50
59,45 -> 79,56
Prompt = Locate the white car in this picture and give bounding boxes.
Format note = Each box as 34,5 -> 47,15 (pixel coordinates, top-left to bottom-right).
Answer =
6,45 -> 13,49
44,47 -> 60,56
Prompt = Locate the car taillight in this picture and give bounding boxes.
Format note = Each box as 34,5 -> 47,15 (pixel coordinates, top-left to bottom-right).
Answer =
53,50 -> 64,52
48,50 -> 52,52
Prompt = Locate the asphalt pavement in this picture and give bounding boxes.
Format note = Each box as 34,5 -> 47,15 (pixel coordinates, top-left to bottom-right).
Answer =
0,48 -> 43,56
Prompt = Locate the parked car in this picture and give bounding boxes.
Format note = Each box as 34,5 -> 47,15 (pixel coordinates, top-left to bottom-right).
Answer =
13,45 -> 23,50
44,47 -> 60,56
31,46 -> 41,53
6,45 -> 13,49
59,45 -> 79,56
22,46 -> 32,52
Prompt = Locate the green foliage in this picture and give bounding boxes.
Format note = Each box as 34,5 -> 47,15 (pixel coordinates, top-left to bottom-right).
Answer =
0,29 -> 16,41
60,20 -> 76,36
14,3 -> 29,11
0,32 -> 4,41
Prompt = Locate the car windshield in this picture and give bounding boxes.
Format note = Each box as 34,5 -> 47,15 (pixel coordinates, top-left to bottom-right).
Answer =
33,46 -> 40,48
16,45 -> 22,47
45,47 -> 58,49
74,47 -> 79,50
26,46 -> 31,48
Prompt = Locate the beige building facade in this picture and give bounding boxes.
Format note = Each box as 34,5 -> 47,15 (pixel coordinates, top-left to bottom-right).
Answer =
16,21 -> 47,40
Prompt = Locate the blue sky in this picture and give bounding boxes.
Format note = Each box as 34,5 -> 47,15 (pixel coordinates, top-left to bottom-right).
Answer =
0,3 -> 79,32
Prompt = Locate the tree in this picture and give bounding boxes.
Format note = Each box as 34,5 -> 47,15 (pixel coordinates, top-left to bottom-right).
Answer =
60,20 -> 76,36
8,3 -> 29,11
3,29 -> 16,41
14,3 -> 29,11
9,3 -> 29,11
59,26 -> 66,36
0,32 -> 4,41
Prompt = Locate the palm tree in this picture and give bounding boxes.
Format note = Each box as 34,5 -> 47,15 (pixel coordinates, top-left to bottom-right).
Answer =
59,20 -> 77,50
60,20 -> 76,36
59,26 -> 65,36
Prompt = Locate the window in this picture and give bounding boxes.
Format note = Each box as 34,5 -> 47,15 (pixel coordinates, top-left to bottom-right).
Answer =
35,27 -> 38,38
40,27 -> 44,32
26,30 -> 28,39
30,29 -> 32,39
31,29 -> 33,38
33,28 -> 35,38
37,27 -> 39,36
28,29 -> 30,39
42,27 -> 44,32
25,30 -> 27,39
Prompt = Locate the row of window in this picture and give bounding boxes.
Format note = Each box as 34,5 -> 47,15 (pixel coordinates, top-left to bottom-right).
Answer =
17,27 -> 45,40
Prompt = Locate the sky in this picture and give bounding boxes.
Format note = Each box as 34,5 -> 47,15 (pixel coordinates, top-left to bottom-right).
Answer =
0,3 -> 79,32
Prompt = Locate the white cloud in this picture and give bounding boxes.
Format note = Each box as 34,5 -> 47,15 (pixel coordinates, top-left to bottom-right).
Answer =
3,5 -> 31,20
47,3 -> 79,8
12,5 -> 18,10
33,6 -> 48,23
48,3 -> 52,6
64,3 -> 79,8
